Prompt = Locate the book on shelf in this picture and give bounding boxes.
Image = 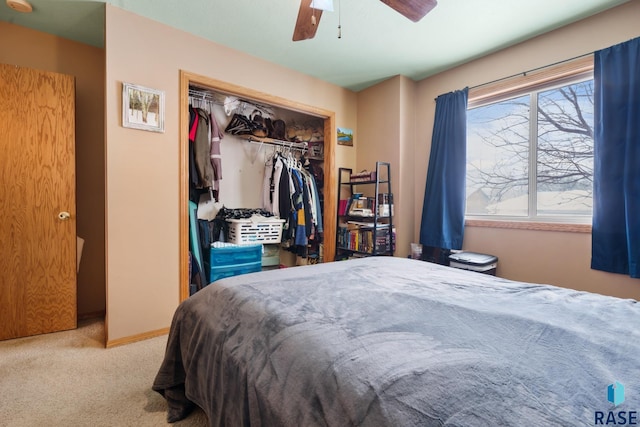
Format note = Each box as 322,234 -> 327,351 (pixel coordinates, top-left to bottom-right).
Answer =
347,220 -> 390,228
377,193 -> 394,217
342,193 -> 392,219
349,208 -> 374,217
347,194 -> 377,217
344,193 -> 362,217
338,199 -> 348,216
337,226 -> 396,254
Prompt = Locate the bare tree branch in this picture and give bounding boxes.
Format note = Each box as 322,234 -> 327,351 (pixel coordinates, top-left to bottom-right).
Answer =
467,80 -> 593,214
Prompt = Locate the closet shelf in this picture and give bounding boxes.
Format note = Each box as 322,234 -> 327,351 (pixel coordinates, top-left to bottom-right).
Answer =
188,88 -> 223,104
244,135 -> 309,151
189,87 -> 274,116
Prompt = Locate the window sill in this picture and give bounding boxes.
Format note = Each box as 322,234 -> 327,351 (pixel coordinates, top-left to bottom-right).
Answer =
465,219 -> 591,234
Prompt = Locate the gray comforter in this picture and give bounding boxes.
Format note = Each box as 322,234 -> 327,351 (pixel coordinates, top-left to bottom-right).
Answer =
153,257 -> 640,426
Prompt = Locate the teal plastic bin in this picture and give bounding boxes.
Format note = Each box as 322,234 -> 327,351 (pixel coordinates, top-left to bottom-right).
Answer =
208,244 -> 263,283
210,244 -> 262,267
209,261 -> 262,283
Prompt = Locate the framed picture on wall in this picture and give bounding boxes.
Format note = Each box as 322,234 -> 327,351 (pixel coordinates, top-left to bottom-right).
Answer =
122,82 -> 165,133
337,127 -> 353,146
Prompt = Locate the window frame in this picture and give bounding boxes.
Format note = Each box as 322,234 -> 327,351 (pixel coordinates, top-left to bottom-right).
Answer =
465,55 -> 594,228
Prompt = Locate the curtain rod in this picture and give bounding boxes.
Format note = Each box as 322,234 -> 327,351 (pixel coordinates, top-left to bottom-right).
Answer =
468,51 -> 594,91
472,35 -> 638,91
434,50 -> 594,101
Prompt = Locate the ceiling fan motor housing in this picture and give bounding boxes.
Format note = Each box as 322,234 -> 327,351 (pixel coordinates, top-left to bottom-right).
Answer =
6,0 -> 33,13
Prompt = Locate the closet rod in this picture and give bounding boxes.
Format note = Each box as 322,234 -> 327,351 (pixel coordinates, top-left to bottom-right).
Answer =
243,136 -> 308,165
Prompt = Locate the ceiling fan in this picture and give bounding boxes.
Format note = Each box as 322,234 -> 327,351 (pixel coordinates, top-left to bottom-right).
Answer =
293,0 -> 438,41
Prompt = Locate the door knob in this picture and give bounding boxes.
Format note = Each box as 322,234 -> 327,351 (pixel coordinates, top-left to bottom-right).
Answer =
58,211 -> 71,221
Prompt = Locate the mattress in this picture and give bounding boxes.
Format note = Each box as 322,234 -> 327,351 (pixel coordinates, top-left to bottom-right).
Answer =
153,257 -> 640,426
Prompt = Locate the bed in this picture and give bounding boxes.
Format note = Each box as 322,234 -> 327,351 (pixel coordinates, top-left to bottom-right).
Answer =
153,257 -> 640,426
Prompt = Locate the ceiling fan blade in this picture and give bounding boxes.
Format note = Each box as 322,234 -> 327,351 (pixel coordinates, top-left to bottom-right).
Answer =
380,0 -> 437,22
293,0 -> 323,41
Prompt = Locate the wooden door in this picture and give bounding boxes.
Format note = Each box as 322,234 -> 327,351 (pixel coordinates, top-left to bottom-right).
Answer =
0,64 -> 77,340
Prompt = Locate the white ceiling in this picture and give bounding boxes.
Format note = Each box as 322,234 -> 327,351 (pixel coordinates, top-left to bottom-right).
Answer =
0,0 -> 631,91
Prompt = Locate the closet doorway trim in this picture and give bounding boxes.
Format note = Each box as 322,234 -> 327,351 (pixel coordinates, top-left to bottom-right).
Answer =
179,70 -> 337,302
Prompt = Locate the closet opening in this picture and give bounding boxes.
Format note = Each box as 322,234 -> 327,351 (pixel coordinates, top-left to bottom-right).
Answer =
179,70 -> 336,301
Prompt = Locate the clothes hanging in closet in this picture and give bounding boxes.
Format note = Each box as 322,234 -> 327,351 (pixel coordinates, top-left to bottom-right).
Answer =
209,111 -> 223,193
262,151 -> 322,256
188,104 -> 224,201
188,100 -> 226,294
194,108 -> 213,188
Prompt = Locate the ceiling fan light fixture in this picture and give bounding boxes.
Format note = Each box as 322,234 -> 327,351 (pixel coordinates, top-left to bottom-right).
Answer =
6,0 -> 32,13
310,0 -> 333,12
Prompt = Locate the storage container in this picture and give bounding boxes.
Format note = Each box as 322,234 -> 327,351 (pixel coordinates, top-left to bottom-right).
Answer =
261,244 -> 281,267
209,244 -> 263,284
448,251 -> 498,275
210,244 -> 262,267
227,216 -> 285,245
209,261 -> 262,283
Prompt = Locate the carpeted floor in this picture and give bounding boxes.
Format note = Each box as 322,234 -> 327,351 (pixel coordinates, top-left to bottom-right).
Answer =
0,319 -> 207,427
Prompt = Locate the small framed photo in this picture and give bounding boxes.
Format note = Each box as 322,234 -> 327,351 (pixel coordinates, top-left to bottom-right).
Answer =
122,82 -> 165,133
337,127 -> 353,146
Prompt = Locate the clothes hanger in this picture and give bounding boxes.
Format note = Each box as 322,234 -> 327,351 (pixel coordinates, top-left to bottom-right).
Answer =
265,146 -> 275,166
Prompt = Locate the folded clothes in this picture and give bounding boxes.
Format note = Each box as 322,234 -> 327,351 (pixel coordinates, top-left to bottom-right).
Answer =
215,207 -> 274,221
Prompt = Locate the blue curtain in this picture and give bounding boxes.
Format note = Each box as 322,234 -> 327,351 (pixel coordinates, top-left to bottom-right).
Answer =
591,37 -> 640,278
419,88 -> 468,250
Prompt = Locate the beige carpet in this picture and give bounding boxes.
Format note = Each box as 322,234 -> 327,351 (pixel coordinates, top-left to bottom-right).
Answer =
0,319 -> 207,427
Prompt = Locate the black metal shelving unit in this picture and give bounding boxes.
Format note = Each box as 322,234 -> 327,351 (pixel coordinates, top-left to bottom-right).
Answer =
335,161 -> 395,260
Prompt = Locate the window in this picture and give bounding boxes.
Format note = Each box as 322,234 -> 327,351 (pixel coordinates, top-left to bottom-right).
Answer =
466,67 -> 594,222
